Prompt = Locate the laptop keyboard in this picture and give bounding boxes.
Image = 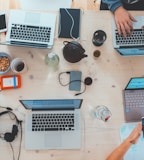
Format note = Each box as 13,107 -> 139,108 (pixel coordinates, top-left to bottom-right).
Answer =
115,29 -> 144,46
124,90 -> 144,108
10,24 -> 51,42
32,113 -> 75,131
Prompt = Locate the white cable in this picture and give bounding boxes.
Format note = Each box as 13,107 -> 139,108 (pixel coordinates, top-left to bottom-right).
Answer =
58,8 -> 80,41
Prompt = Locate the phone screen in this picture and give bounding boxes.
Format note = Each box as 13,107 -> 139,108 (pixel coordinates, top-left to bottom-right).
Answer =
0,14 -> 7,32
69,71 -> 82,91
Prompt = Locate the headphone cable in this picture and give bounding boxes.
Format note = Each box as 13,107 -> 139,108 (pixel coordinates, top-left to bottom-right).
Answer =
17,121 -> 22,160
58,71 -> 86,96
9,143 -> 15,160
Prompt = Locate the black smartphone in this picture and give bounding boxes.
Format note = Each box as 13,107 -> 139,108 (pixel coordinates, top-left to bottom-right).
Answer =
69,71 -> 82,91
0,13 -> 7,33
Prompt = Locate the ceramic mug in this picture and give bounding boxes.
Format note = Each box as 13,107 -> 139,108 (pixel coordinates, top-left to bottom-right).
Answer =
10,58 -> 28,74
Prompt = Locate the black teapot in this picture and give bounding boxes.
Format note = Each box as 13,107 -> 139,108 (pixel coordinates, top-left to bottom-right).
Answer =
63,41 -> 88,63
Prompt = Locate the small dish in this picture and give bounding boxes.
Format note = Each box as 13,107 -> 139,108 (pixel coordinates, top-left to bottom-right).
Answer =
0,52 -> 12,75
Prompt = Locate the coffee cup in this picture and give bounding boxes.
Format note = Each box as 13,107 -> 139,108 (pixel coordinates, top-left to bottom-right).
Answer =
10,58 -> 28,74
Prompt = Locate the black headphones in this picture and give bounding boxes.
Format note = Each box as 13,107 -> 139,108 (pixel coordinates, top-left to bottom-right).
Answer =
0,108 -> 21,142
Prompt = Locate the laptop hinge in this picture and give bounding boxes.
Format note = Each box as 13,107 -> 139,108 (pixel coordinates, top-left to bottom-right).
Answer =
119,45 -> 144,48
10,41 -> 49,48
32,108 -> 75,111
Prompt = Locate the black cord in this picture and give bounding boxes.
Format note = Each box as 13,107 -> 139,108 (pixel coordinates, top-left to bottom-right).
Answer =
58,71 -> 71,86
58,71 -> 86,96
17,121 -> 22,160
0,106 -> 12,111
9,143 -> 15,160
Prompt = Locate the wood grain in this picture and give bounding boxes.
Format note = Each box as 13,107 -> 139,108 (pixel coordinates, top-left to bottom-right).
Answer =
0,0 -> 101,10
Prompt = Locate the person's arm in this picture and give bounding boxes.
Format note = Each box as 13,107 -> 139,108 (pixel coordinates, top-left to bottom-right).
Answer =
102,0 -> 137,37
106,122 -> 142,160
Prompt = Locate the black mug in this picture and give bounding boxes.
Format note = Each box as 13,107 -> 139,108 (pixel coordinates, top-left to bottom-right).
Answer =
92,30 -> 107,46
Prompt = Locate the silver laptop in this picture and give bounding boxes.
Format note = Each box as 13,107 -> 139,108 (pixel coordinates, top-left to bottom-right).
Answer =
123,77 -> 144,122
112,16 -> 144,56
6,10 -> 56,48
19,99 -> 83,150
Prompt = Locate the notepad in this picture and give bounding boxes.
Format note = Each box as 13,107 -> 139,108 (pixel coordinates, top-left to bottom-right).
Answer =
120,123 -> 144,160
58,8 -> 81,39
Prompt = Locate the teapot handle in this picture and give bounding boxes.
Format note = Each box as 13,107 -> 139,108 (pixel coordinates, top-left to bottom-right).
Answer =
63,41 -> 69,46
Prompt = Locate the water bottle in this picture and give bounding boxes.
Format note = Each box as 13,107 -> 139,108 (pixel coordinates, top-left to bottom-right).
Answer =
45,53 -> 59,71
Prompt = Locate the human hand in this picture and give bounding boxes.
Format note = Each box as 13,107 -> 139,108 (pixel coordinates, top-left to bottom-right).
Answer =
127,122 -> 142,144
114,6 -> 137,37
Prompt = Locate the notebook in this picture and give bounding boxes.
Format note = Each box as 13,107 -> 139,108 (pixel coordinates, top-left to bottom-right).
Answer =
19,99 -> 83,150
123,77 -> 144,122
58,8 -> 81,39
112,16 -> 144,56
6,10 -> 56,48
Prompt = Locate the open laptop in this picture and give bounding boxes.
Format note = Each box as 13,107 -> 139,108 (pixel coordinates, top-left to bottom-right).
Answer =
123,77 -> 144,122
6,10 -> 56,48
19,99 -> 83,150
112,16 -> 144,56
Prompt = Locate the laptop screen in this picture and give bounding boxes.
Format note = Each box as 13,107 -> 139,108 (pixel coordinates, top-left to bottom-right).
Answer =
126,77 -> 144,89
19,99 -> 83,110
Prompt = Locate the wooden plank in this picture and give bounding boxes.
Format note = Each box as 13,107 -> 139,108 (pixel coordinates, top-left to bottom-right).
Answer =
0,0 -> 100,10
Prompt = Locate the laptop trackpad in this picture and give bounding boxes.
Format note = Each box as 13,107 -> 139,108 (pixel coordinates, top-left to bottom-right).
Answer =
45,133 -> 62,147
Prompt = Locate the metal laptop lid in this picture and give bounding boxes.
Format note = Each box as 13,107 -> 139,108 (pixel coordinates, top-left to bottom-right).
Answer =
19,99 -> 83,111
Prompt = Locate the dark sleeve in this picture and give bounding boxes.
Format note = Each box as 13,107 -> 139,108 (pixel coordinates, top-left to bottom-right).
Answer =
102,0 -> 123,12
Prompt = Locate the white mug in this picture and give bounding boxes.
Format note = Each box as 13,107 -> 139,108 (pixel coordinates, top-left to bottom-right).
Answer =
10,58 -> 28,74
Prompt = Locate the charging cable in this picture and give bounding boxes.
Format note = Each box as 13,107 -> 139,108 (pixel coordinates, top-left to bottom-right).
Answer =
58,8 -> 80,41
58,71 -> 92,96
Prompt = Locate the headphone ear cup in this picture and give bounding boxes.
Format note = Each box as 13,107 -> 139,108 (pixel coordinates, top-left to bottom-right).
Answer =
4,132 -> 15,142
4,125 -> 18,142
12,125 -> 18,137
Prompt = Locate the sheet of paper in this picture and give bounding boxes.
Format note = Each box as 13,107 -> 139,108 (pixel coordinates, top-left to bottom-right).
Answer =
120,123 -> 144,160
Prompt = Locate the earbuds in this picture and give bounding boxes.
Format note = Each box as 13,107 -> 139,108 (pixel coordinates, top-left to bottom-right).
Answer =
75,77 -> 93,96
84,77 -> 93,85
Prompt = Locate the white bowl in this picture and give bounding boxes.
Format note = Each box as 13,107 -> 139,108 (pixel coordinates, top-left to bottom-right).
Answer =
0,52 -> 12,75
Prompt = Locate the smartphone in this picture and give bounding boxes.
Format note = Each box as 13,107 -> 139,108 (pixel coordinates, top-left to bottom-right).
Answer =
69,71 -> 82,91
0,13 -> 7,33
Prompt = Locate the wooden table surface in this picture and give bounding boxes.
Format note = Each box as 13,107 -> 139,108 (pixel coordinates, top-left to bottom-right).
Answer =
0,10 -> 144,160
